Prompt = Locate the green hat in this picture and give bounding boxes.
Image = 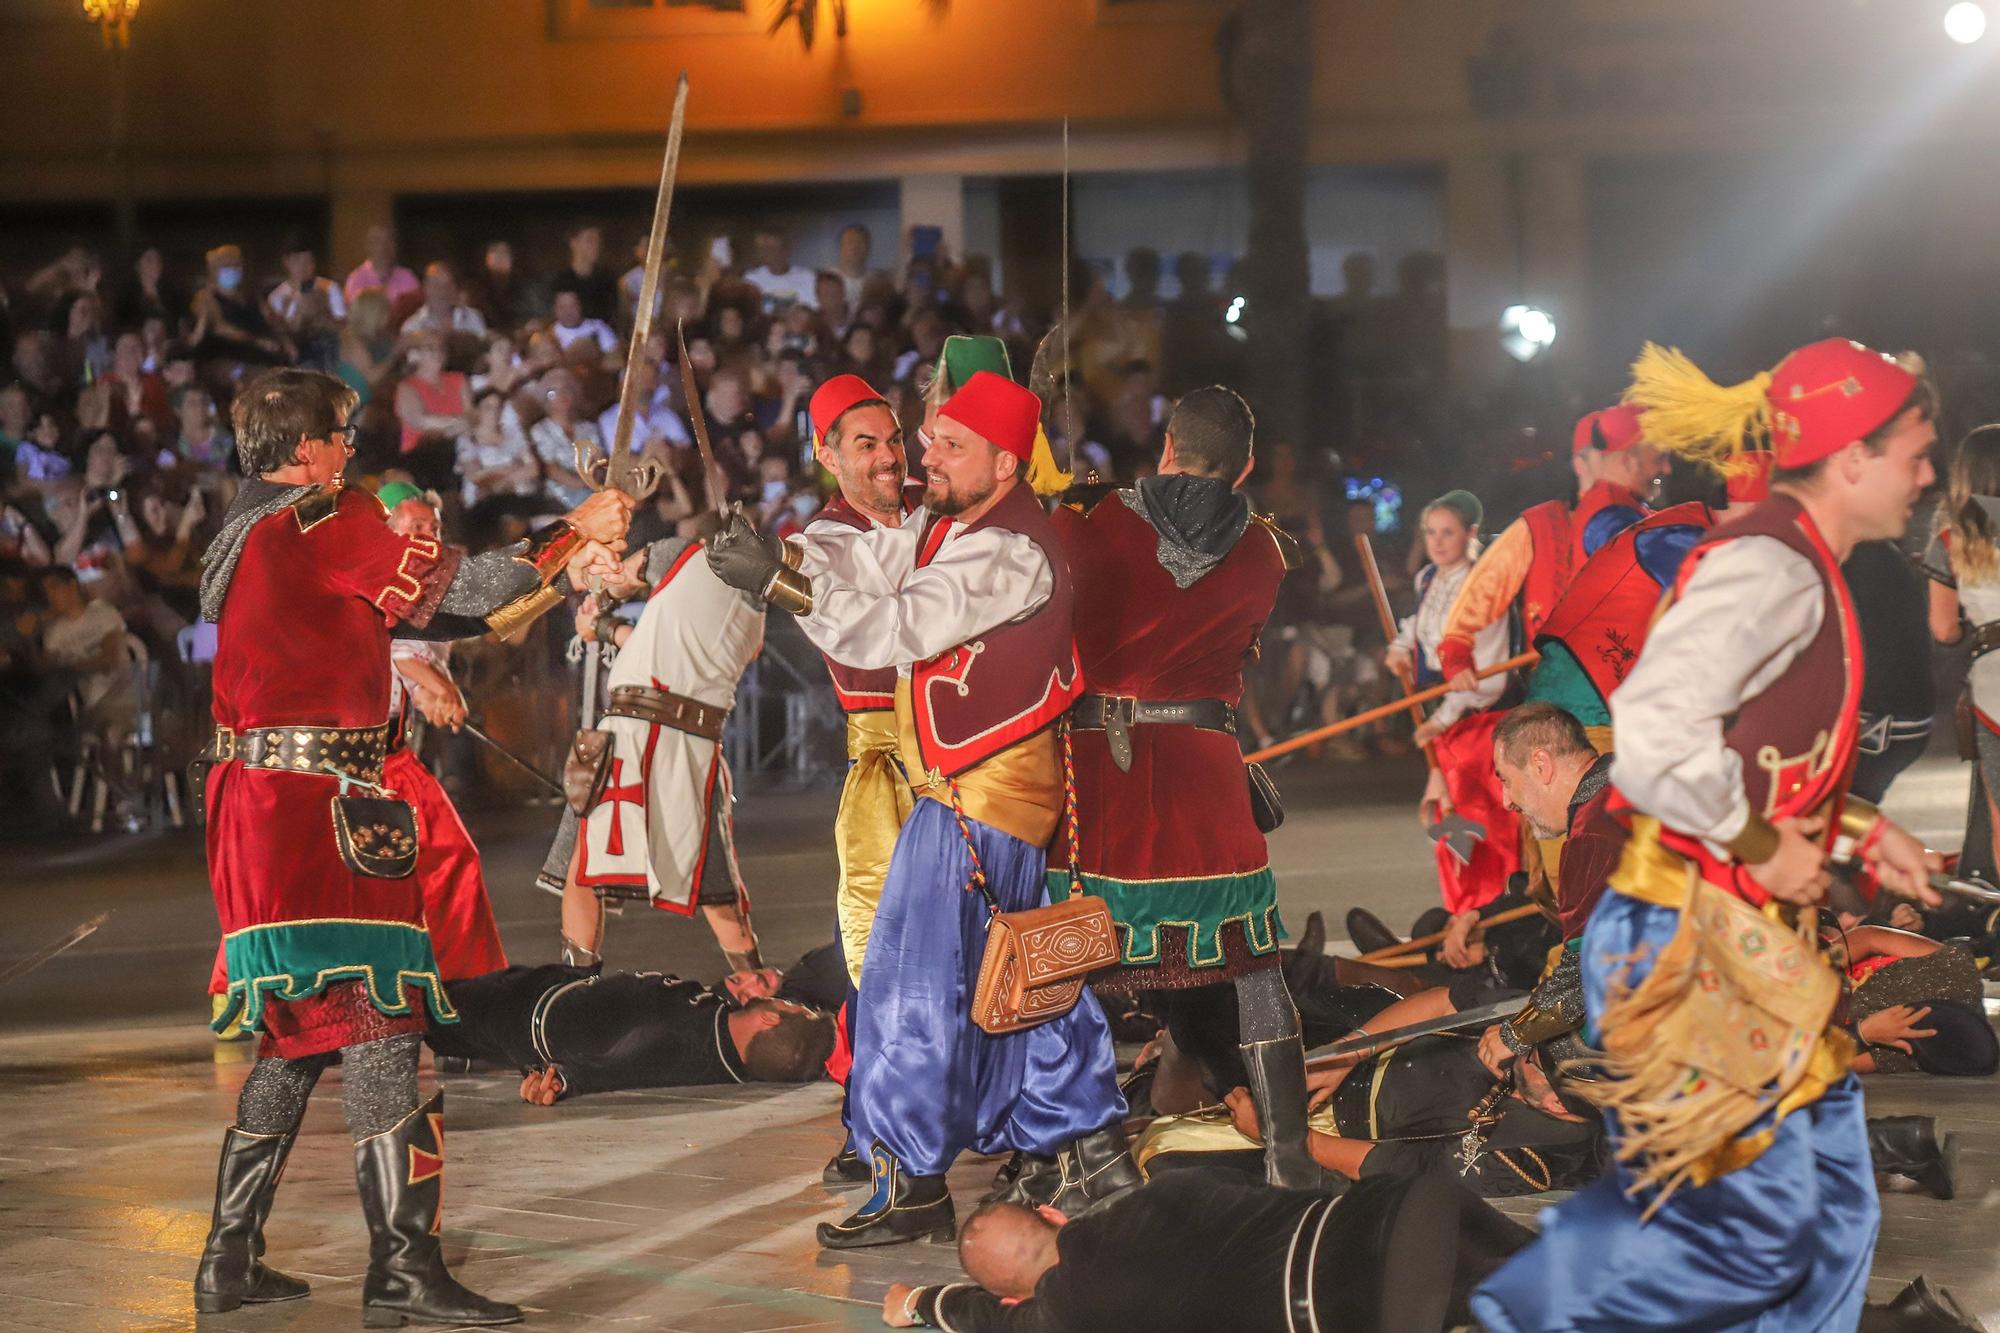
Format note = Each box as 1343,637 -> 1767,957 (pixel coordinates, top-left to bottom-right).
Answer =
935,335 -> 1014,396
375,481 -> 430,512
1429,489 -> 1483,529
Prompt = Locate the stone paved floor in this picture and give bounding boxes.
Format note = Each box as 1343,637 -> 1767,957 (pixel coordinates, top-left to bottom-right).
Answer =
1,753 -> 1996,1329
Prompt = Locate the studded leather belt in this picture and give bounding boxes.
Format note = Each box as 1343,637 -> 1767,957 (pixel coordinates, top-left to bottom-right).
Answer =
204,721 -> 391,785
602,684 -> 729,743
1069,694 -> 1236,772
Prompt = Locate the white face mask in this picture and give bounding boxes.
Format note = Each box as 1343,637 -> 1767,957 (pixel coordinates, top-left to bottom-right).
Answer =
217,267 -> 243,292
789,492 -> 818,520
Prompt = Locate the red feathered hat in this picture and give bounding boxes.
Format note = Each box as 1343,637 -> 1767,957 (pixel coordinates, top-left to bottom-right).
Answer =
1571,403 -> 1646,456
809,374 -> 887,446
940,371 -> 1041,463
1627,337 -> 1926,476
1765,339 -> 1924,469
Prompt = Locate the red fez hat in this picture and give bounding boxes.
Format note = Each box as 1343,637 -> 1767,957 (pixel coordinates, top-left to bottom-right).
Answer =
1572,403 -> 1646,456
1626,337 -> 1926,477
940,371 -> 1041,463
1765,338 -> 1923,470
809,374 -> 886,445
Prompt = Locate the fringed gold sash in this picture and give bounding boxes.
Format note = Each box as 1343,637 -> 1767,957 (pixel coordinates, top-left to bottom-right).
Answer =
1583,854 -> 1848,1213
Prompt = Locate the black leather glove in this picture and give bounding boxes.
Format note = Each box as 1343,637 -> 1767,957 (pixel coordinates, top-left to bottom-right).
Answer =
705,512 -> 782,596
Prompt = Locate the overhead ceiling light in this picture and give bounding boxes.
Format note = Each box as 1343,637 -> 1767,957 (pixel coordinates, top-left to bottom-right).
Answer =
1946,2 -> 1987,44
1499,304 -> 1557,362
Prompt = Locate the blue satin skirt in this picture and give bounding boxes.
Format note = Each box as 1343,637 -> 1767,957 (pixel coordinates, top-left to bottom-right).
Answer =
1471,894 -> 1879,1332
847,797 -> 1126,1179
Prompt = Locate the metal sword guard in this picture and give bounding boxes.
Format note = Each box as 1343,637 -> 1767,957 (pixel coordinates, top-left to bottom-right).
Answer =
572,436 -> 664,504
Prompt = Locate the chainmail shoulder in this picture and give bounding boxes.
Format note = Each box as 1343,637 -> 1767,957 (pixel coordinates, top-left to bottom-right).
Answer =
198,479 -> 317,623
1119,487 -> 1224,589
437,540 -> 538,617
644,535 -> 697,588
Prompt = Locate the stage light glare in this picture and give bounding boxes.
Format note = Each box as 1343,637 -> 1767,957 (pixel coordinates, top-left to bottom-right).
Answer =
1225,295 -> 1246,325
1500,304 -> 1557,362
1946,2 -> 1987,45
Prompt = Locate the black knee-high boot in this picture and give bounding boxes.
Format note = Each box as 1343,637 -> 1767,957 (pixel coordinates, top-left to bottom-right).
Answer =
354,1093 -> 521,1328
192,1126 -> 312,1313
1236,968 -> 1339,1191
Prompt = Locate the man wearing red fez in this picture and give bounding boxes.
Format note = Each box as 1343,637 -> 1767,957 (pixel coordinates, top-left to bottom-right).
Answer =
191,367 -> 630,1325
1438,402 -> 1666,695
795,371 -> 919,1188
1474,338 -> 1950,1333
708,370 -> 1133,1248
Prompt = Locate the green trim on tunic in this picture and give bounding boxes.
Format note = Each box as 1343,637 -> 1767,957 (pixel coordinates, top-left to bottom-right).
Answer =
212,918 -> 458,1035
1050,866 -> 1284,970
1523,642 -> 1610,727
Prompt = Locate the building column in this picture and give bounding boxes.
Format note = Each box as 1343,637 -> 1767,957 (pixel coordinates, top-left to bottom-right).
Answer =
1518,153 -> 1589,379
898,173 -> 965,265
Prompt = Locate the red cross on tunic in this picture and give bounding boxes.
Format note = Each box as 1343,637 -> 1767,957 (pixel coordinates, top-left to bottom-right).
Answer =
407,1109 -> 445,1235
600,758 -> 645,857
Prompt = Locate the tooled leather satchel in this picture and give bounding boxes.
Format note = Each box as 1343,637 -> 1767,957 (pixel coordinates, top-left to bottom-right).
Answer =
966,724 -> 1120,1035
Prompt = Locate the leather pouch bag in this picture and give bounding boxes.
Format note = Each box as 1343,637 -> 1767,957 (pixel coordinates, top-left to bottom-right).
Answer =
1246,760 -> 1285,833
564,729 -> 614,815
971,895 -> 1120,1035
331,795 -> 419,879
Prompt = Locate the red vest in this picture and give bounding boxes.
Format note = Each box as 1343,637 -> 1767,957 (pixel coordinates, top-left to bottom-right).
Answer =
1516,481 -> 1647,640
1534,500 -> 1713,704
910,484 -> 1082,779
807,496 -> 899,713
1642,494 -> 1864,902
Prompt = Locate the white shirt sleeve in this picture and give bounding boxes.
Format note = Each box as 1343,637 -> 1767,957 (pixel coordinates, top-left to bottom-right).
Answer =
792,510 -> 1054,672
1430,613 -> 1510,728
1608,536 -> 1826,849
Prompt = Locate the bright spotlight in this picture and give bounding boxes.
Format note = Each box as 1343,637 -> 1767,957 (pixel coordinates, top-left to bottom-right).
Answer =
1946,2 -> 1987,44
1499,304 -> 1557,363
1225,295 -> 1246,325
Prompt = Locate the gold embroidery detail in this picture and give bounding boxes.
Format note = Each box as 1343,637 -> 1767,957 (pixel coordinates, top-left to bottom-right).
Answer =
1755,731 -> 1831,819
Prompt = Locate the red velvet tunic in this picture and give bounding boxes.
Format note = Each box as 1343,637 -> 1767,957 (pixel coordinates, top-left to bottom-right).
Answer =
207,485 -> 462,1057
1051,496 -> 1287,988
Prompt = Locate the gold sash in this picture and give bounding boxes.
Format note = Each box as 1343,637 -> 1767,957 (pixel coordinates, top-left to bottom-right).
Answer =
1584,823 -> 1850,1209
895,679 -> 1061,848
834,709 -> 914,987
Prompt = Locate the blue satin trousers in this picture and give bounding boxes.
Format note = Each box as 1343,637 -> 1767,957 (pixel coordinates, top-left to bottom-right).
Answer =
1471,893 -> 1879,1332
847,797 -> 1126,1180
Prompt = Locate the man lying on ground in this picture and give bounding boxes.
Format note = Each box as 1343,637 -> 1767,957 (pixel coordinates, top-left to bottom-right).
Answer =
424,946 -> 839,1100
881,1166 -> 1531,1333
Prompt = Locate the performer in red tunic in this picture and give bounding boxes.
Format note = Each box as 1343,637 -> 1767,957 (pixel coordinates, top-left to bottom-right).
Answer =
1046,385 -> 1325,1187
1436,403 -> 1664,694
190,368 -> 630,1326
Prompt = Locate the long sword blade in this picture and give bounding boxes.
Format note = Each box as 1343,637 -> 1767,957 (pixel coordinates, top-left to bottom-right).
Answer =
607,72 -> 690,492
1305,996 -> 1527,1063
462,721 -> 565,798
0,911 -> 112,991
677,319 -> 730,515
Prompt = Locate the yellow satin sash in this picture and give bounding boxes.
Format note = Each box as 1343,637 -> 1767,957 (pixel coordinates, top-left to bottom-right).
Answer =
834,708 -> 913,987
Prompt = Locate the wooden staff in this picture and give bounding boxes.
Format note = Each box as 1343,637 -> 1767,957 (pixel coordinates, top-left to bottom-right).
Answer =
1356,901 -> 1546,962
1355,532 -> 1435,770
1243,651 -> 1538,765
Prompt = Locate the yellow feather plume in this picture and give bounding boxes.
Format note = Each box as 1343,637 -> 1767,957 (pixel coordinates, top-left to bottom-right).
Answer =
1024,424 -> 1073,498
1623,343 -> 1773,478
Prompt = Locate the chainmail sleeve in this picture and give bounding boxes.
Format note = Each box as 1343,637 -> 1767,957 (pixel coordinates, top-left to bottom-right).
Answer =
437,542 -> 541,617
1501,948 -> 1585,1055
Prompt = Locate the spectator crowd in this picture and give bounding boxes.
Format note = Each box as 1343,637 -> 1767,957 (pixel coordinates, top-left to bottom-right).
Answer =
0,216 -> 1446,837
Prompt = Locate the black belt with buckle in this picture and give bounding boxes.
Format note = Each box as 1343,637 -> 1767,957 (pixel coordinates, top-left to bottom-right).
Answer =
1069,694 -> 1237,772
202,722 -> 391,785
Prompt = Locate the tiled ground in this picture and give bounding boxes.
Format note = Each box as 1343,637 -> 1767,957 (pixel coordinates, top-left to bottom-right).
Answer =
1,754 -> 1995,1329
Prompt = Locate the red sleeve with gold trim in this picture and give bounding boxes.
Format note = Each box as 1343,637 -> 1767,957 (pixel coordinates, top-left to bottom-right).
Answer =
307,488 -> 464,629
